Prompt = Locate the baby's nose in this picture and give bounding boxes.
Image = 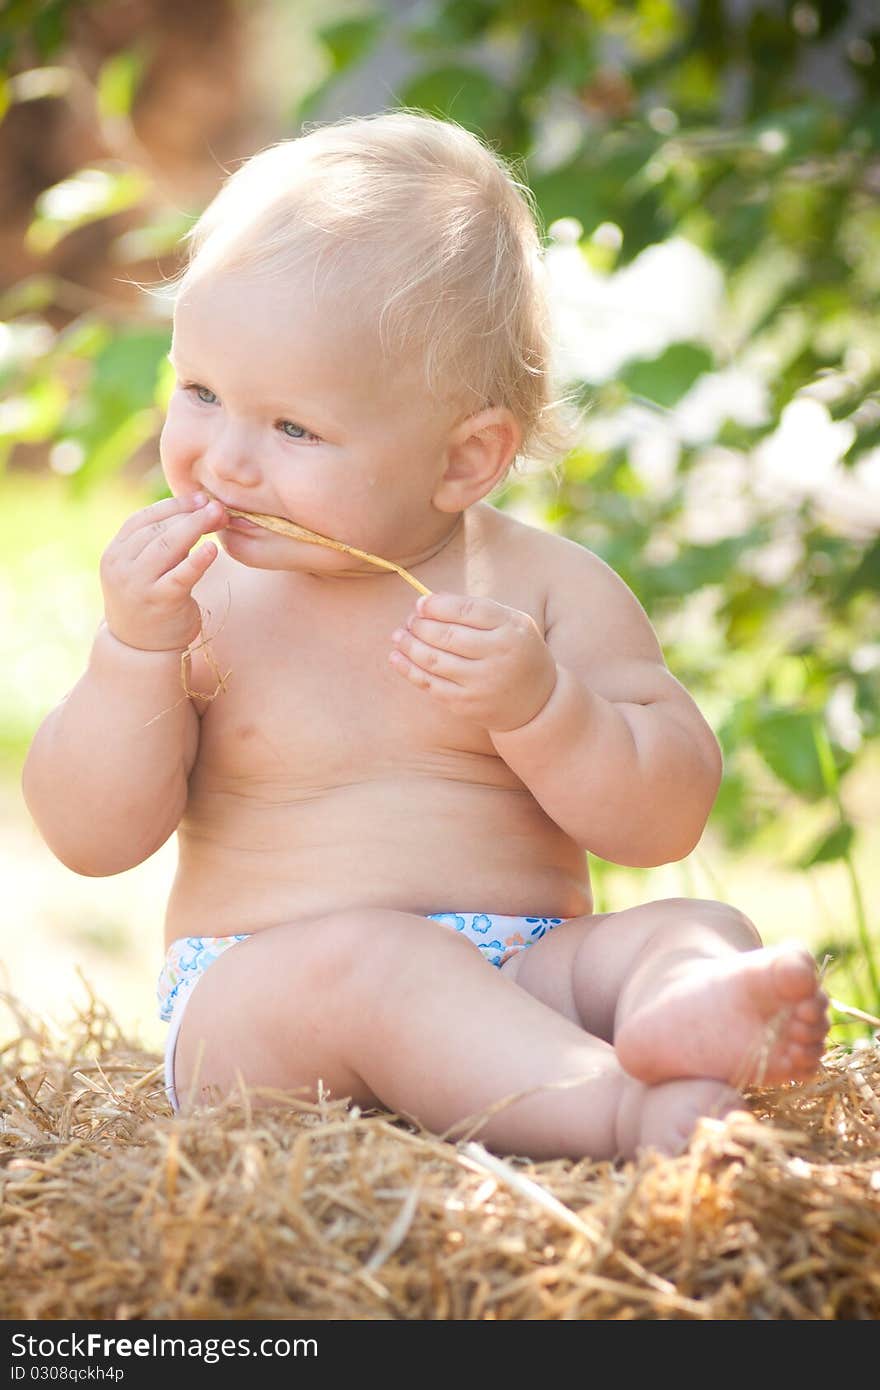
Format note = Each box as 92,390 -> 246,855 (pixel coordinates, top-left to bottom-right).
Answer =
203,426 -> 261,486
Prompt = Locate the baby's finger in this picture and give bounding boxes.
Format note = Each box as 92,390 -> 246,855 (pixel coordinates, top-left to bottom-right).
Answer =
157,539 -> 219,597
405,614 -> 490,658
388,645 -> 467,697
114,492 -> 206,545
415,592 -> 503,629
133,498 -> 225,568
390,628 -> 475,684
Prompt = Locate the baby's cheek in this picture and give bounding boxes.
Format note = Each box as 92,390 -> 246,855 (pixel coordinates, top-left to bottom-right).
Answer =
158,408 -> 181,469
159,409 -> 197,491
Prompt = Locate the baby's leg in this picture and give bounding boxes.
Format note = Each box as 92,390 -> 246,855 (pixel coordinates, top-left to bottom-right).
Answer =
503,898 -> 828,1087
172,909 -> 735,1159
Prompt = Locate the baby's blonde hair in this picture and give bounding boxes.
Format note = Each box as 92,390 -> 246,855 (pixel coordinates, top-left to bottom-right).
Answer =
171,109 -> 583,470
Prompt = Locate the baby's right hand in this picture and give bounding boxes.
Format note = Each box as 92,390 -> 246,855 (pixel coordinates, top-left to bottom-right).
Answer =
100,493 -> 228,652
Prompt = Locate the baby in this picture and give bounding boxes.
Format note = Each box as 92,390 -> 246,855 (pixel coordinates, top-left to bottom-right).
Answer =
23,111 -> 828,1160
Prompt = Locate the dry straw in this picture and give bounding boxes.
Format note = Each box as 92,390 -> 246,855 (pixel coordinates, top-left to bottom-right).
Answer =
223,505 -> 432,596
175,504 -> 432,705
1,985 -> 879,1320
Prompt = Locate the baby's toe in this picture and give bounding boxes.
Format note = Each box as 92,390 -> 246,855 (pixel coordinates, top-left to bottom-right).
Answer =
789,1017 -> 821,1044
793,995 -> 827,1024
791,1039 -> 823,1070
771,946 -> 819,1003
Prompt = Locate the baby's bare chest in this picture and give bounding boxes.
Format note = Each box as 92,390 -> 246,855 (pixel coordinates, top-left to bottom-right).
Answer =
192,582 -> 538,788
207,620 -> 480,783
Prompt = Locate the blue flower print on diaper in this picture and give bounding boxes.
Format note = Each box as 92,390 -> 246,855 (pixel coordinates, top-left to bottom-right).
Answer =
525,917 -> 564,941
427,913 -> 495,937
425,913 -> 565,969
468,914 -> 493,936
181,943 -> 210,977
157,934 -> 249,1022
428,913 -> 467,934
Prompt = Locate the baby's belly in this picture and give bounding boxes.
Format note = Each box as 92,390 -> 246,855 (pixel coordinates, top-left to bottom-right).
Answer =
164,774 -> 592,944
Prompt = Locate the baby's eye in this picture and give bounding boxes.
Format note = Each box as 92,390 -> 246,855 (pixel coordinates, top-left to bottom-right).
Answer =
279,420 -> 319,442
183,385 -> 318,441
189,385 -> 217,405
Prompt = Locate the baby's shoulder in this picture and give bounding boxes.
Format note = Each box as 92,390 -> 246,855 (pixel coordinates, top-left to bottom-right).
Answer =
479,503 -> 654,648
479,502 -> 628,595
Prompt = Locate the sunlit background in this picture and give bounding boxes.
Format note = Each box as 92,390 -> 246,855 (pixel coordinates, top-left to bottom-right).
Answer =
3,0 -> 879,1049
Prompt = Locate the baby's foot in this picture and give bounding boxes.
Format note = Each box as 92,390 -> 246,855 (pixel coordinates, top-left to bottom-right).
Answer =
614,943 -> 828,1088
616,1075 -> 744,1158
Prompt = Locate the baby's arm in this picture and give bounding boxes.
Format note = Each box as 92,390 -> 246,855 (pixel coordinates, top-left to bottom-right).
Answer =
490,547 -> 722,866
389,541 -> 721,867
22,494 -> 227,875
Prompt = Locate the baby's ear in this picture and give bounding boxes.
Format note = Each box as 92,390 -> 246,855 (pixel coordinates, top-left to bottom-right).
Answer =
432,406 -> 521,513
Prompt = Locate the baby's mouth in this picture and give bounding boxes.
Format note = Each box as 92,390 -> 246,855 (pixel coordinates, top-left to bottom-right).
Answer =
208,495 -> 432,596
223,509 -> 262,531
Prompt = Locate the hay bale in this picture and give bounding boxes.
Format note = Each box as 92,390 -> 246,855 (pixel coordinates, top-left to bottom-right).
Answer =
1,988 -> 878,1320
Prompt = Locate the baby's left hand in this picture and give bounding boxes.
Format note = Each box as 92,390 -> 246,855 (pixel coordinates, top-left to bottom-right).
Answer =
389,592 -> 558,733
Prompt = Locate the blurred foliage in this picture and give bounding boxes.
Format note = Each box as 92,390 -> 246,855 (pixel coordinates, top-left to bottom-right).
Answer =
0,0 -> 87,69
1,0 -> 879,1007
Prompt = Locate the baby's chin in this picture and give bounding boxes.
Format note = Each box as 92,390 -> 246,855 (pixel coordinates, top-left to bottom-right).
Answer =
217,523 -> 368,579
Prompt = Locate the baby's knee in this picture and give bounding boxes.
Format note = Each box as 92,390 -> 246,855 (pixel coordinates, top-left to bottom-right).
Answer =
654,898 -> 762,950
303,906 -> 471,996
703,901 -> 762,950
298,908 -> 403,989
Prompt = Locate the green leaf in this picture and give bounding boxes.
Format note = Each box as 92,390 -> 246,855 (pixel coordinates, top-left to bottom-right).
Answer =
407,0 -> 497,49
532,17 -> 597,90
857,104 -> 880,151
712,199 -> 769,270
709,769 -> 768,849
620,342 -> 714,407
796,821 -> 855,869
97,50 -> 146,120
748,104 -> 836,164
835,537 -> 880,603
71,407 -> 159,493
90,328 -> 171,413
532,134 -> 668,256
399,66 -> 509,133
0,377 -> 66,442
109,210 -> 193,263
753,709 -> 826,799
0,273 -> 57,316
33,0 -> 77,58
26,165 -> 151,255
529,158 -> 604,235
667,52 -> 720,113
318,13 -> 386,73
642,535 -> 760,599
57,316 -> 111,360
57,328 -> 170,490
720,584 -> 778,646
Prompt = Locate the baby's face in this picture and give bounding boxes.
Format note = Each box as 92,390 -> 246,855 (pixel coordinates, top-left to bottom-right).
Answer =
160,267 -> 461,576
